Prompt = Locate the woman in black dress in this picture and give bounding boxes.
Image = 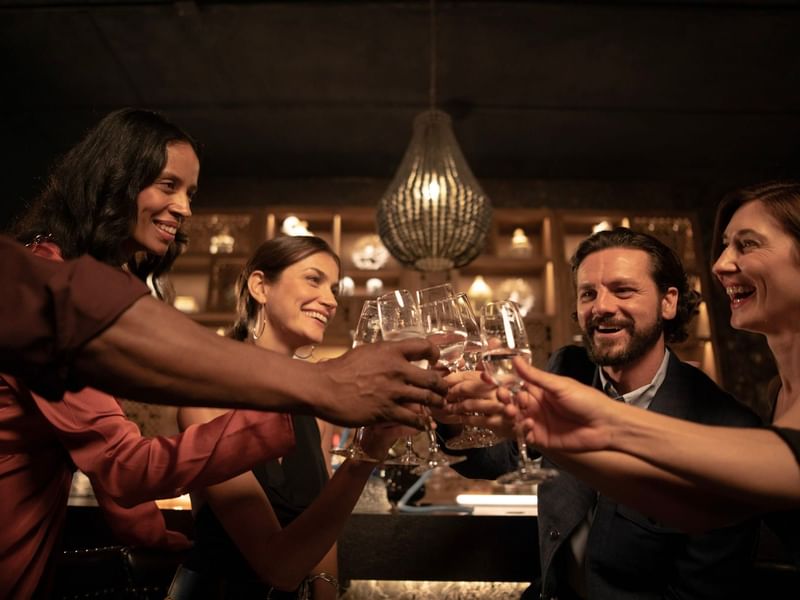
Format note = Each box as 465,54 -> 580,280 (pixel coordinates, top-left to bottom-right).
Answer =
171,236 -> 410,599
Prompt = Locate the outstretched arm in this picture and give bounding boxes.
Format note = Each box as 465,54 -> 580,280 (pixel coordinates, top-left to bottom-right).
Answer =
75,295 -> 446,428
446,369 -> 758,530
179,406 -> 409,591
17,380 -> 295,507
515,359 -> 800,514
1,237 -> 446,427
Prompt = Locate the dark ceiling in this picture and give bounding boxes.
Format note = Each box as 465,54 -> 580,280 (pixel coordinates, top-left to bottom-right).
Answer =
2,0 -> 800,223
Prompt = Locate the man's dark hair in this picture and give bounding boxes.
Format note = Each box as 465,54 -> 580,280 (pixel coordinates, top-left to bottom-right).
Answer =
570,227 -> 701,344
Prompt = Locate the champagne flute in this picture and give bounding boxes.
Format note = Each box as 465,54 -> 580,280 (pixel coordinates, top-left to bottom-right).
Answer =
445,293 -> 501,450
330,300 -> 381,463
480,301 -> 558,490
377,290 -> 425,466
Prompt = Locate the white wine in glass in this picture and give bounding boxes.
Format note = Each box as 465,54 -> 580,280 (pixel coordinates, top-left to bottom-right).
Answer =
445,293 -> 501,451
377,290 -> 425,466
330,300 -> 381,463
480,301 -> 558,489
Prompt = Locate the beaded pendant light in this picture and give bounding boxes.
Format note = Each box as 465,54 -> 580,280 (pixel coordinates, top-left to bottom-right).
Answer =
377,0 -> 492,272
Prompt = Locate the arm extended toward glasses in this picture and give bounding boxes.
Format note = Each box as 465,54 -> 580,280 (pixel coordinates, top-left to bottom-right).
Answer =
77,295 -> 445,428
1,236 -> 446,427
513,360 -> 800,521
446,370 -> 760,531
179,406 -> 411,591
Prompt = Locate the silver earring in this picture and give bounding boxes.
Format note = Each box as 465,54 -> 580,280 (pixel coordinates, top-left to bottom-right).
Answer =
251,305 -> 266,341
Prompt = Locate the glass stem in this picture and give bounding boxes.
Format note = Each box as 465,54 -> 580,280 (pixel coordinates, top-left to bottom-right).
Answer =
353,426 -> 366,448
427,421 -> 439,451
516,431 -> 532,471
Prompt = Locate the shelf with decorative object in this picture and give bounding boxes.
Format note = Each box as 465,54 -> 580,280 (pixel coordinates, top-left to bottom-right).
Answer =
169,206 -> 719,379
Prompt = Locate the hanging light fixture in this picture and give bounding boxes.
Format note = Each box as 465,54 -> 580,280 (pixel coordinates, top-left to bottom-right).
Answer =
377,0 -> 492,272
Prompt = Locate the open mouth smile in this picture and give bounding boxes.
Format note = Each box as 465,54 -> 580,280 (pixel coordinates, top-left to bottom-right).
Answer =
726,285 -> 755,308
153,220 -> 178,238
304,310 -> 329,326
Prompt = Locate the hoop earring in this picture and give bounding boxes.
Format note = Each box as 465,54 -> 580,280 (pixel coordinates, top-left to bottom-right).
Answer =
294,345 -> 315,360
251,305 -> 266,341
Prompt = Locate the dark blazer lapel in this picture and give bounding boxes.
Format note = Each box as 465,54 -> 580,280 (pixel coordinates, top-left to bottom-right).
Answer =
646,351 -> 692,418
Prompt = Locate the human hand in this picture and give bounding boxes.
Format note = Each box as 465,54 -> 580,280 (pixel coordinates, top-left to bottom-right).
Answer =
512,356 -> 617,452
441,370 -> 517,441
444,369 -> 496,402
359,422 -> 419,460
315,339 -> 446,429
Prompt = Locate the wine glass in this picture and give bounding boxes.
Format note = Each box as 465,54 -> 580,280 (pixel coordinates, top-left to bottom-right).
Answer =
480,301 -> 558,490
414,297 -> 468,473
445,293 -> 501,450
330,300 -> 381,463
421,298 -> 467,373
416,282 -> 454,306
377,290 -> 425,466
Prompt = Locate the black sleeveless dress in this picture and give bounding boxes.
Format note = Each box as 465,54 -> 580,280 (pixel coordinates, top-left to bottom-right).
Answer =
182,414 -> 330,598
763,426 -> 800,567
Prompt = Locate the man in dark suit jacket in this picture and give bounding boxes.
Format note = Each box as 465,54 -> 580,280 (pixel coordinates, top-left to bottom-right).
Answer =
450,228 -> 760,600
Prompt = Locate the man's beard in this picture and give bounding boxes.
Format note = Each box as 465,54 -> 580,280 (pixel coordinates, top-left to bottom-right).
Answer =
582,313 -> 664,367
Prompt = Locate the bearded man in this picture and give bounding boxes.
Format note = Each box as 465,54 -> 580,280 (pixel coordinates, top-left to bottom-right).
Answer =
451,228 -> 762,600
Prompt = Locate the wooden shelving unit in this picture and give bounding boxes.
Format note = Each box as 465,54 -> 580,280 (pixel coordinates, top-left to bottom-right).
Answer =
170,206 -> 717,379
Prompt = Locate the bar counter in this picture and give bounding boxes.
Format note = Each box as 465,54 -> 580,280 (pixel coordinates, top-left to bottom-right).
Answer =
63,505 -> 540,583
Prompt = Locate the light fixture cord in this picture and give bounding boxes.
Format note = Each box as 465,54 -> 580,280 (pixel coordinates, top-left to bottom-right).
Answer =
429,0 -> 437,111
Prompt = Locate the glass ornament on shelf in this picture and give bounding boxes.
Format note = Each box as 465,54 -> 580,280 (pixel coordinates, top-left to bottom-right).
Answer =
209,227 -> 235,254
351,234 -> 390,270
365,278 -> 384,296
281,215 -> 313,237
497,278 -> 535,317
339,276 -> 355,296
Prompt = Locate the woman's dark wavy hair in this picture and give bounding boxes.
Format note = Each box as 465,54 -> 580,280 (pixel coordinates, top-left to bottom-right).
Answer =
570,227 -> 701,344
229,236 -> 341,342
712,180 -> 800,264
12,107 -> 200,299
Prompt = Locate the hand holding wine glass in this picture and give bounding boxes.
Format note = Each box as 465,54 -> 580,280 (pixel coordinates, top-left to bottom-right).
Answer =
414,296 -> 468,472
330,300 -> 382,463
445,292 -> 501,450
480,300 -> 558,489
420,297 -> 467,373
377,290 -> 426,466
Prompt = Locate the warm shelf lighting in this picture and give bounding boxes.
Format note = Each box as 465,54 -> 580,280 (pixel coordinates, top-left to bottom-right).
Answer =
510,228 -> 532,257
467,275 -> 493,308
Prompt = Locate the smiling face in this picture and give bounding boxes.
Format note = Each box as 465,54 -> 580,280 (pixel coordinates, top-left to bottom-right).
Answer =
128,141 -> 199,257
255,251 -> 340,353
576,247 -> 677,369
713,200 -> 800,336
